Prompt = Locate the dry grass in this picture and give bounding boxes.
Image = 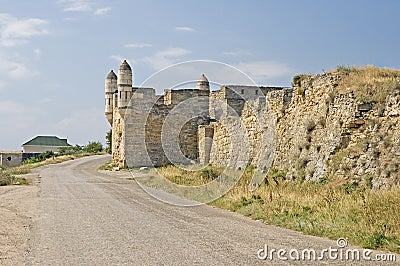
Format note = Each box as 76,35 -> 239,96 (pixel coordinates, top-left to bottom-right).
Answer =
155,164 -> 400,253
334,65 -> 400,103
0,171 -> 28,186
210,166 -> 400,253
156,165 -> 222,186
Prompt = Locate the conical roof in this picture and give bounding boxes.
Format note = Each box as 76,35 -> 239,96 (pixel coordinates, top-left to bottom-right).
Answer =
199,74 -> 208,82
119,60 -> 132,71
106,70 -> 117,79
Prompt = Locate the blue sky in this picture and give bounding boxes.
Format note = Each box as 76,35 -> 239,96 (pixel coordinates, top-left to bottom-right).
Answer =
0,0 -> 399,150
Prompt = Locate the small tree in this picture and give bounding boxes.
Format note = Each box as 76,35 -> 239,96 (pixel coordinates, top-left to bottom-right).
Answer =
84,141 -> 103,153
106,129 -> 112,154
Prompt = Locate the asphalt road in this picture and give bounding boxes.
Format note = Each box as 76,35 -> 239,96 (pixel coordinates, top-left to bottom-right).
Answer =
25,155 -> 397,265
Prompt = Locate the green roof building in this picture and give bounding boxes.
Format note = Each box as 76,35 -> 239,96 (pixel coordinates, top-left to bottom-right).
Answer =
22,136 -> 71,153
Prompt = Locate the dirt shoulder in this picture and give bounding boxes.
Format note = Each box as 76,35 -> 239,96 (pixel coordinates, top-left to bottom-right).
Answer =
0,172 -> 40,265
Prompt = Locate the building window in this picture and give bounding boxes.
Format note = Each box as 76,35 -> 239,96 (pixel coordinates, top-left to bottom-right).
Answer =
241,89 -> 244,94
108,98 -> 111,105
119,91 -> 122,98
125,91 -> 128,100
255,90 -> 258,95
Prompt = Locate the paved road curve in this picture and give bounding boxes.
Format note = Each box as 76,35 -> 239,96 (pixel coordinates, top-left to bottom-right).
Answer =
25,155 -> 391,265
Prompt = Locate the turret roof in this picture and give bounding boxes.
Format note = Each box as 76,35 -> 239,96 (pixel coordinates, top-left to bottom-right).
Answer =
199,74 -> 208,82
106,70 -> 117,79
119,60 -> 132,71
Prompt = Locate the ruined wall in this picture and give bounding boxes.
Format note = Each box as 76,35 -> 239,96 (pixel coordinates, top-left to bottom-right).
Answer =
207,86 -> 287,170
207,71 -> 400,188
208,90 -> 287,171
0,152 -> 22,168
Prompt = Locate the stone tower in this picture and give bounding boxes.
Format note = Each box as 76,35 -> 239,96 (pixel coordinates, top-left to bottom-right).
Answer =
105,70 -> 117,125
196,74 -> 210,91
117,60 -> 133,108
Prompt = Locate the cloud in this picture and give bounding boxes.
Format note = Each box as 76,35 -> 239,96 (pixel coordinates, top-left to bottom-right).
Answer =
0,53 -> 39,79
34,48 -> 42,58
53,108 -> 109,145
223,50 -> 253,56
63,17 -> 79,21
0,100 -> 42,132
59,0 -> 92,12
110,55 -> 136,68
110,54 -> 124,62
37,97 -> 52,104
234,61 -> 293,84
142,47 -> 192,70
94,7 -> 111,15
175,26 -> 195,32
60,1 -> 111,16
0,13 -> 49,47
0,80 -> 6,92
124,43 -> 152,48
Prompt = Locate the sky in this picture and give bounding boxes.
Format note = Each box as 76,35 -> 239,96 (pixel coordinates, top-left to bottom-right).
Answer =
0,0 -> 399,150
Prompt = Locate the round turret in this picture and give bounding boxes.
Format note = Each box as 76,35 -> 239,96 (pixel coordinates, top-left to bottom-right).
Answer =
105,70 -> 117,92
105,70 -> 117,125
117,60 -> 133,108
196,74 -> 210,91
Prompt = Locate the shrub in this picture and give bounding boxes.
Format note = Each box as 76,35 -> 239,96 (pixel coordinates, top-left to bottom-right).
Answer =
336,65 -> 355,75
292,74 -> 309,87
200,168 -> 220,181
106,129 -> 112,154
58,145 -> 88,155
84,141 -> 104,153
23,151 -> 54,165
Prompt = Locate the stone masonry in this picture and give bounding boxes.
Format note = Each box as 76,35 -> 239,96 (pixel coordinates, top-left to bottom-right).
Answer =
105,62 -> 400,188
104,60 -> 287,169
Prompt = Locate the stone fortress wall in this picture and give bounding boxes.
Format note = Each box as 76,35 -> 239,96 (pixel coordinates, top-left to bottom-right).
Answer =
105,60 -> 290,170
106,61 -> 400,188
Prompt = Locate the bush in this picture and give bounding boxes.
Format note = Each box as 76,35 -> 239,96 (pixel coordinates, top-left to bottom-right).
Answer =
39,151 -> 55,160
200,168 -> 220,181
23,151 -> 54,165
336,65 -> 355,75
0,171 -> 27,186
84,141 -> 103,153
292,74 -> 309,87
106,129 -> 112,154
58,145 -> 84,155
